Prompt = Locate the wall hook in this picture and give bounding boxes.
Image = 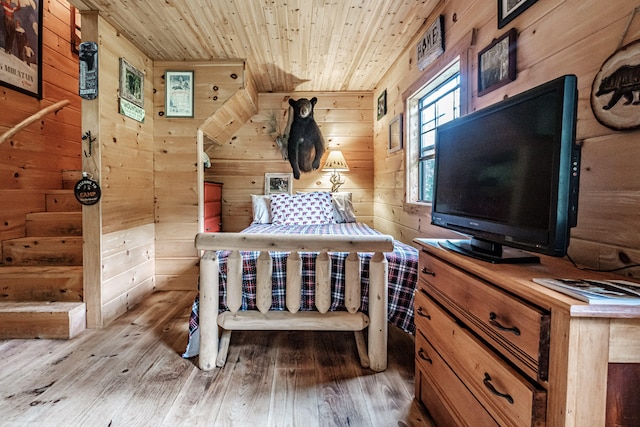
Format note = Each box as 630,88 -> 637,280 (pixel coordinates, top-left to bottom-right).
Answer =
82,131 -> 96,157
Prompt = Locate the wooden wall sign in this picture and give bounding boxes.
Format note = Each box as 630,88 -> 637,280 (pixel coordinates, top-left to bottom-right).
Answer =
416,15 -> 444,71
591,39 -> 640,131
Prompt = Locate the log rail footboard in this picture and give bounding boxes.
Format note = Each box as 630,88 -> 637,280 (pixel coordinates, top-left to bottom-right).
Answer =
195,232 -> 394,372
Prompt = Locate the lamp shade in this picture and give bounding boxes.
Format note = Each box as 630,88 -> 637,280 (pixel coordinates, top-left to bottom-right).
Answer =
322,150 -> 349,171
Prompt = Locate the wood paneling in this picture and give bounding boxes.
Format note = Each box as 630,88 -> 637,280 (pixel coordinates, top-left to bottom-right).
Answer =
374,0 -> 640,279
153,61 -> 247,292
0,0 -> 81,243
80,12 -> 156,327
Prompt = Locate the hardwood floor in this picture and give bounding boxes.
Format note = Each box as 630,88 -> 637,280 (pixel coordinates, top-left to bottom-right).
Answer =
0,291 -> 436,426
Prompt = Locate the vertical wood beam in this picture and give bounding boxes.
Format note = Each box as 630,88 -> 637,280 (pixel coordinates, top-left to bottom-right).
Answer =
80,11 -> 103,328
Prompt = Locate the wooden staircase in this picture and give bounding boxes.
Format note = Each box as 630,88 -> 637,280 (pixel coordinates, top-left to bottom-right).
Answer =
0,173 -> 86,339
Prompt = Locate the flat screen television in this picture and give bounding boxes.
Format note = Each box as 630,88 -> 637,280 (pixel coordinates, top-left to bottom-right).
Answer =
431,74 -> 580,263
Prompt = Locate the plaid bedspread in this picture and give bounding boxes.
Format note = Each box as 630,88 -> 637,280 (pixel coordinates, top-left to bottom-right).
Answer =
182,223 -> 418,358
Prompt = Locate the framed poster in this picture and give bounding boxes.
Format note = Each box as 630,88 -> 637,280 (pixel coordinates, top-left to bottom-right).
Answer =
498,0 -> 538,29
165,70 -> 194,117
0,0 -> 42,98
478,28 -> 517,96
377,89 -> 387,120
265,173 -> 293,195
119,58 -> 144,107
388,113 -> 403,153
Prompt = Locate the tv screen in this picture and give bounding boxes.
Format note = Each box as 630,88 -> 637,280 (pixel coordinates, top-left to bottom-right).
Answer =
432,75 -> 580,263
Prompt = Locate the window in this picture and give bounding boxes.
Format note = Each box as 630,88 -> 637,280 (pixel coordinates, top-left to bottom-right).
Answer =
406,60 -> 460,204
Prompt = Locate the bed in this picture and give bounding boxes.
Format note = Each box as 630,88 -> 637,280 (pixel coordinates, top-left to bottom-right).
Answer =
183,191 -> 418,372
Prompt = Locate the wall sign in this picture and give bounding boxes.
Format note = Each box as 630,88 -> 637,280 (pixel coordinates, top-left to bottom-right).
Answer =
416,15 -> 444,71
79,41 -> 98,100
119,58 -> 145,122
591,40 -> 640,131
74,173 -> 101,206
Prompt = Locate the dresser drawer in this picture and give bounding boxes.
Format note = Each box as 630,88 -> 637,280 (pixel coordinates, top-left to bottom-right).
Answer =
418,250 -> 550,380
416,330 -> 499,427
204,182 -> 222,202
415,290 -> 547,427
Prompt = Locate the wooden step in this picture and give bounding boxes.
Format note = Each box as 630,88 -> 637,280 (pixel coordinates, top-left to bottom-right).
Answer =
0,266 -> 83,301
25,212 -> 82,237
45,190 -> 82,212
0,301 -> 86,339
2,237 -> 83,266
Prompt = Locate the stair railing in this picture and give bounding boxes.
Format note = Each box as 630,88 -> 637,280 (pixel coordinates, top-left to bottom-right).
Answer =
0,99 -> 71,146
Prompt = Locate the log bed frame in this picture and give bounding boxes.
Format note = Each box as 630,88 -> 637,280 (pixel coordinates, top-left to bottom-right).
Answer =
195,232 -> 394,372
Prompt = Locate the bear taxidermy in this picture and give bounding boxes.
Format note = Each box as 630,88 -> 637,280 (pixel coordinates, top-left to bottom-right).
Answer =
286,97 -> 325,179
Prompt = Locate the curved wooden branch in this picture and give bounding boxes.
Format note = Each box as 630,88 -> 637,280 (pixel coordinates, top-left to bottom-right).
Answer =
0,99 -> 71,146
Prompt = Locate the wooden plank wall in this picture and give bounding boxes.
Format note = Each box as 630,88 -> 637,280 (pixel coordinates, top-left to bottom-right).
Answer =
205,92 -> 374,232
81,13 -> 155,326
153,61 -> 246,291
374,0 -> 640,278
0,0 -> 81,245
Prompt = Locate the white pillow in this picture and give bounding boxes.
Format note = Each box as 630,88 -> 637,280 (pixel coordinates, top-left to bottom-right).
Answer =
251,194 -> 272,223
331,192 -> 356,223
271,192 -> 334,225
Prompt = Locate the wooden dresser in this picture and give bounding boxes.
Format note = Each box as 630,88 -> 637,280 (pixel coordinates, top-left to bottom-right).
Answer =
203,182 -> 222,232
413,239 -> 640,427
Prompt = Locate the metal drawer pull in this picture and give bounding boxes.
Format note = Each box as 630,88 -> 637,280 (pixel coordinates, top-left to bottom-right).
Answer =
416,307 -> 431,320
483,373 -> 514,404
421,267 -> 436,276
418,348 -> 433,364
489,312 -> 521,336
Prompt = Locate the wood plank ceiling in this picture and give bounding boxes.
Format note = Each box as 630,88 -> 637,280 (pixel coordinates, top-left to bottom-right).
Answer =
69,0 -> 441,92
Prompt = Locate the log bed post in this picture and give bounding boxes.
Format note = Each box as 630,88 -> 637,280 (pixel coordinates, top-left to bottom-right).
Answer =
368,251 -> 389,372
198,250 -> 219,371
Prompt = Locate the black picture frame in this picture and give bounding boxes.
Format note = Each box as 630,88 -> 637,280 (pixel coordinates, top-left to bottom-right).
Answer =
388,113 -> 403,153
0,0 -> 43,98
498,0 -> 538,29
478,28 -> 517,96
377,89 -> 387,120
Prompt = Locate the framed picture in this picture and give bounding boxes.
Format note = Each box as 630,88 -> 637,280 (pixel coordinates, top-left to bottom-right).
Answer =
478,28 -> 517,96
119,58 -> 144,108
377,89 -> 387,120
498,0 -> 538,29
265,173 -> 293,195
165,70 -> 194,118
388,113 -> 403,153
0,0 -> 42,98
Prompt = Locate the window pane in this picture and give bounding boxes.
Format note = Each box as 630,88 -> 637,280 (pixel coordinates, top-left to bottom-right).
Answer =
419,158 -> 435,202
417,70 -> 460,203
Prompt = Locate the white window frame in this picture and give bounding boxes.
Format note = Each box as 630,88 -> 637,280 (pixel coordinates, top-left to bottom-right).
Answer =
406,58 -> 461,206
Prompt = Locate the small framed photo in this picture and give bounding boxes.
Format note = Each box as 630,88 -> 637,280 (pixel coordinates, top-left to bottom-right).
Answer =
498,0 -> 538,29
165,70 -> 194,117
377,89 -> 387,120
388,113 -> 403,153
478,28 -> 517,97
119,58 -> 144,108
265,173 -> 293,195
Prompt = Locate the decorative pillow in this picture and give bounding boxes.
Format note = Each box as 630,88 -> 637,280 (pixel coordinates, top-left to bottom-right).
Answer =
251,194 -> 272,224
331,192 -> 357,223
271,192 -> 334,225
